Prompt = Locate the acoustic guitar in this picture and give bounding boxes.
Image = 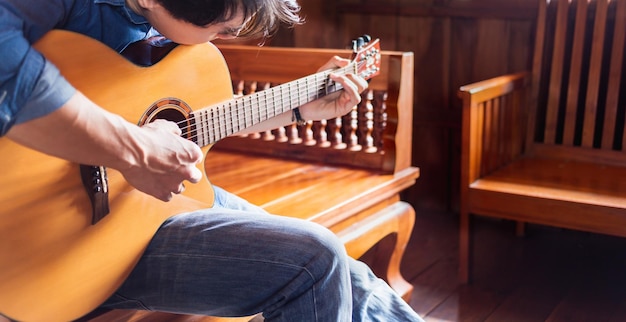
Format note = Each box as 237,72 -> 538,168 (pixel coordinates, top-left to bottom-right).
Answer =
0,30 -> 380,321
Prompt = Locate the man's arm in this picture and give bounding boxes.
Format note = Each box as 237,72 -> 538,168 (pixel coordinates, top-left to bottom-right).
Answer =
6,91 -> 203,202
234,56 -> 369,135
1,2 -> 202,201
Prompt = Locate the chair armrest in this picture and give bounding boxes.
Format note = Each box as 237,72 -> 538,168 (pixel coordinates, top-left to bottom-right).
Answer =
458,72 -> 529,103
459,72 -> 531,184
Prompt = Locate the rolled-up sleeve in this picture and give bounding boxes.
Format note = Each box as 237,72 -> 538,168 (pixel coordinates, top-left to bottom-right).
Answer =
0,3 -> 75,136
0,0 -> 153,136
10,56 -> 76,130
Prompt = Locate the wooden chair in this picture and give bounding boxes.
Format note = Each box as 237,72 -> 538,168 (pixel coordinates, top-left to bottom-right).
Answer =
459,0 -> 626,283
212,43 -> 417,298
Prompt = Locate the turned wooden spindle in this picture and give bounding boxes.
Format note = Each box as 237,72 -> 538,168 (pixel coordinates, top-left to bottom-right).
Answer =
345,105 -> 361,151
360,89 -> 376,153
373,90 -> 388,151
327,116 -> 346,149
314,119 -> 331,148
302,121 -> 316,146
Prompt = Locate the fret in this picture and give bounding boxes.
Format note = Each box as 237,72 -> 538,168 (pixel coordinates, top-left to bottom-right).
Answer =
278,84 -> 286,114
201,108 -> 209,145
301,78 -> 308,107
295,81 -> 302,110
236,97 -> 243,130
312,75 -> 319,100
250,91 -> 260,123
259,91 -> 266,121
240,95 -> 247,128
213,105 -> 220,142
211,107 -> 219,143
196,110 -> 205,147
250,92 -> 257,124
234,101 -> 240,136
206,109 -> 215,144
319,72 -> 327,98
200,110 -> 208,146
230,100 -> 238,134
199,111 -> 207,147
217,101 -> 228,140
285,83 -> 292,112
229,103 -> 235,137
251,91 -> 258,125
286,82 -> 293,114
191,112 -> 200,146
226,103 -> 232,139
208,107 -> 216,143
231,99 -> 240,134
295,80 -> 301,108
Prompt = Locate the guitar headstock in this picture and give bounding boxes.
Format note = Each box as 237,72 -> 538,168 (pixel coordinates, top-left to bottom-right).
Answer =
351,35 -> 381,81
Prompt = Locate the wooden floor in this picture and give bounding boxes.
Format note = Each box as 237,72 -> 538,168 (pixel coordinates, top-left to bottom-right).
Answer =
405,211 -> 626,322
80,210 -> 626,322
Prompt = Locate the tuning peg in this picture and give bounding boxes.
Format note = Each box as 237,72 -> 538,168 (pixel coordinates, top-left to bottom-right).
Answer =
350,34 -> 372,52
356,37 -> 365,48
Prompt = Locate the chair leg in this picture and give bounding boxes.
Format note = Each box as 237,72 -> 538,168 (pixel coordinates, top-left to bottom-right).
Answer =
391,203 -> 415,301
339,201 -> 415,301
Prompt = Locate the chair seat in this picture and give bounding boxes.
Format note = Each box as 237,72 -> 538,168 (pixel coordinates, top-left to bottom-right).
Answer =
471,156 -> 626,208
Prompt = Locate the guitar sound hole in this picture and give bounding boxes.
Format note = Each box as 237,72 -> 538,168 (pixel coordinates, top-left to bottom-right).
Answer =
141,98 -> 196,142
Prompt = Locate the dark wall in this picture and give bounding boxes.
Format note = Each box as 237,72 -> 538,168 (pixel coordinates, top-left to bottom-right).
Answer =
268,0 -> 539,214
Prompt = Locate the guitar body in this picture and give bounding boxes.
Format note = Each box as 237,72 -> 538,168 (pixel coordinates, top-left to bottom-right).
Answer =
0,31 -> 234,321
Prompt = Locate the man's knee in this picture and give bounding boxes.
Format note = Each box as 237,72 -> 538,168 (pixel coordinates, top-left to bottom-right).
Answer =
293,221 -> 349,276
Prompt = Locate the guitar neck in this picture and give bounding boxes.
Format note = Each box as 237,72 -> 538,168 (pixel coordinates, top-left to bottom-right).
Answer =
190,63 -> 354,147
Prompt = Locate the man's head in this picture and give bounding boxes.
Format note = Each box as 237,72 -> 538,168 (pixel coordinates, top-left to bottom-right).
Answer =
132,0 -> 302,44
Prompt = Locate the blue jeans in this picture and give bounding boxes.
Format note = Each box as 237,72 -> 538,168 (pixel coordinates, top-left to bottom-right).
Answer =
102,187 -> 423,322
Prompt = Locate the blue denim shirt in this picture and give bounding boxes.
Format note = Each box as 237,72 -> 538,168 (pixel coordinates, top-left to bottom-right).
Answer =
0,0 -> 159,135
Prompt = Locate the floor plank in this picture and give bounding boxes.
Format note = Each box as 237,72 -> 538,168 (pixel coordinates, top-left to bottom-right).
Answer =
404,211 -> 626,322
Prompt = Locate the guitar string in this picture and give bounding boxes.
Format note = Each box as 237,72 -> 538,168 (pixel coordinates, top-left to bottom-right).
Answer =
190,59 -> 373,145
174,66 -> 344,143
177,58 -> 371,135
185,63 -> 354,145
188,83 -> 334,145
173,59 -> 373,145
177,64 -> 347,133
190,74 -> 338,143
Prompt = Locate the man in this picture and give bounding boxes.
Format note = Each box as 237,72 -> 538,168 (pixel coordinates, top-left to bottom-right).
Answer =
0,0 -> 424,320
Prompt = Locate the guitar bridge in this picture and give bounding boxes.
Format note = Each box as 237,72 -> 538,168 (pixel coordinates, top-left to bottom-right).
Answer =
79,164 -> 110,224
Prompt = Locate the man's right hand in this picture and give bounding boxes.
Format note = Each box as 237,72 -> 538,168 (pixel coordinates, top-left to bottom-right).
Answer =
119,119 -> 203,201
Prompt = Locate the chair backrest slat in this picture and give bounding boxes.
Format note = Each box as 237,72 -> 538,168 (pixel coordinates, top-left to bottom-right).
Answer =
582,0 -> 609,148
605,0 -> 626,148
543,0 -> 571,144
563,0 -> 590,145
532,0 -> 626,152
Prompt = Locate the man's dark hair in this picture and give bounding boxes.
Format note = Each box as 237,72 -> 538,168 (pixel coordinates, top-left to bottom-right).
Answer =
155,0 -> 303,39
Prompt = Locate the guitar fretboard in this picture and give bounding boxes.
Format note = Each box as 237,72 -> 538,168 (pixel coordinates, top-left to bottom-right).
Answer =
190,64 -> 352,147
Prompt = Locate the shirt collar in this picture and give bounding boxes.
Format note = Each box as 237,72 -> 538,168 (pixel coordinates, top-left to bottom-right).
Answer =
94,0 -> 149,25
